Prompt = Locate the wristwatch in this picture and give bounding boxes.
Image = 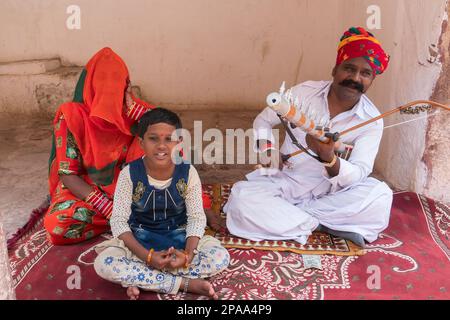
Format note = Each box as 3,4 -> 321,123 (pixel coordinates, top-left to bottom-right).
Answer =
322,154 -> 337,167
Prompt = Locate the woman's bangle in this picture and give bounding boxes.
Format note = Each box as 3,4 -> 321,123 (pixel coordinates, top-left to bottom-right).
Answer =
146,248 -> 154,266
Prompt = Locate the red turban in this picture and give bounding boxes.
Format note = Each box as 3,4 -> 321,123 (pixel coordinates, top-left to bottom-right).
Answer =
336,27 -> 389,76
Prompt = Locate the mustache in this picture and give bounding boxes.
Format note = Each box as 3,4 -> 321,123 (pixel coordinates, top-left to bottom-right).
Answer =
339,79 -> 364,93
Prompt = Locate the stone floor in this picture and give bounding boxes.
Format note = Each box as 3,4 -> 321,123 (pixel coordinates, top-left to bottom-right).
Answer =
0,113 -> 53,239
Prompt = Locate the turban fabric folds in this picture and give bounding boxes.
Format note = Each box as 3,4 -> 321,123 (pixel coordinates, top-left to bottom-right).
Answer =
336,27 -> 389,76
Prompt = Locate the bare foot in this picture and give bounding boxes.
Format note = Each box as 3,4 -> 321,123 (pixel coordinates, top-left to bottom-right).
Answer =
181,278 -> 218,300
126,286 -> 140,300
205,209 -> 226,232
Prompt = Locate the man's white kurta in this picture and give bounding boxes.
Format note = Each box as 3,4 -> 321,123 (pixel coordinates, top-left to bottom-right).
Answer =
224,80 -> 392,244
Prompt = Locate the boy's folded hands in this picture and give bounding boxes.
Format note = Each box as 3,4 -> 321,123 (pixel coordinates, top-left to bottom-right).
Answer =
150,250 -> 172,269
150,247 -> 191,270
168,249 -> 189,269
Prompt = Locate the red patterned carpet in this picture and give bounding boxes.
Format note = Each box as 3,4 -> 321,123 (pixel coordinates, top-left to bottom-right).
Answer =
8,191 -> 450,300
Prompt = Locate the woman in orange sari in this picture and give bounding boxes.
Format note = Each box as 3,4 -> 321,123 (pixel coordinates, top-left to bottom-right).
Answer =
45,47 -> 217,245
45,47 -> 159,245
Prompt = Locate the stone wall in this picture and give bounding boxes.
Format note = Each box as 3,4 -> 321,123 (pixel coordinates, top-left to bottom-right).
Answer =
0,58 -> 81,116
424,6 -> 450,203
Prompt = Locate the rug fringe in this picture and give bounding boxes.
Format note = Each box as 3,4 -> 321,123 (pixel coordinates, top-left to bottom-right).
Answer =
7,197 -> 50,250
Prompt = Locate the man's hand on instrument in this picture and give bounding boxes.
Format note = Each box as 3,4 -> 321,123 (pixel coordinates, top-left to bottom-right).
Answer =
305,134 -> 335,162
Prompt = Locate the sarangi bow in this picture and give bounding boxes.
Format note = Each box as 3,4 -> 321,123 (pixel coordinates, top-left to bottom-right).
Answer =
283,100 -> 450,161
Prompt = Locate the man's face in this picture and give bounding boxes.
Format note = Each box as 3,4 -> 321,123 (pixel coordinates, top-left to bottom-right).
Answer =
332,57 -> 375,100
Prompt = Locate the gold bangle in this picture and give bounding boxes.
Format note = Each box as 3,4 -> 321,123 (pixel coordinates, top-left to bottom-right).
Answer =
146,248 -> 154,266
183,250 -> 190,268
323,154 -> 337,167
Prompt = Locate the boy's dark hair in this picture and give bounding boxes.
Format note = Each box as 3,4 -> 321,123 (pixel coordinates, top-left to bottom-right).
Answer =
137,107 -> 182,138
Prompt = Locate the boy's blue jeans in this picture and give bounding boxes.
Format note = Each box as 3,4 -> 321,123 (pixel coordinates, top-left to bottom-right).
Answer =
130,223 -> 186,251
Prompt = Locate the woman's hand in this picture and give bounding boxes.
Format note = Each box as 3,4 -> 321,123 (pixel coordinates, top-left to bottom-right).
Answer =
124,82 -> 133,110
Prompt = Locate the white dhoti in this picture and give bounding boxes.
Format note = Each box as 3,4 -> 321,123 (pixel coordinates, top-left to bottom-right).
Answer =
223,169 -> 393,244
234,80 -> 394,245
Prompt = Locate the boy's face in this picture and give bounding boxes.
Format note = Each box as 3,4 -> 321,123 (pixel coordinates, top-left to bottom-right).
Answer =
139,123 -> 180,167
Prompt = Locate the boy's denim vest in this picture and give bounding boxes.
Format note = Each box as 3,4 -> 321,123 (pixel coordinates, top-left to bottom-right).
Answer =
127,158 -> 190,251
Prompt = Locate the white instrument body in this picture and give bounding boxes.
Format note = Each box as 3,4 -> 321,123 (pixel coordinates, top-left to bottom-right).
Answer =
266,85 -> 346,153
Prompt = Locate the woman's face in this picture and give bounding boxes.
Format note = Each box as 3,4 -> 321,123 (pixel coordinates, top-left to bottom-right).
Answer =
90,58 -> 128,122
92,58 -> 127,95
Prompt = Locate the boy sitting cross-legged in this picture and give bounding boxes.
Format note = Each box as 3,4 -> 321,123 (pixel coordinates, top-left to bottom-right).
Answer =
94,108 -> 230,300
